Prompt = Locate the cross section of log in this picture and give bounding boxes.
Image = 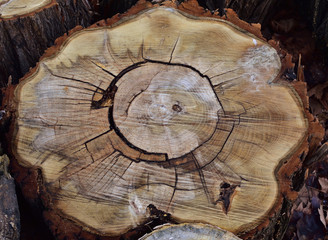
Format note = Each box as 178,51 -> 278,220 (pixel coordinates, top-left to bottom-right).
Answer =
11,4 -> 310,238
140,223 -> 241,240
0,0 -> 91,87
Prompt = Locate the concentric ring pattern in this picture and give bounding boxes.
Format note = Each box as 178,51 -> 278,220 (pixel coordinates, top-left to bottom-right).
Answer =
14,7 -> 307,236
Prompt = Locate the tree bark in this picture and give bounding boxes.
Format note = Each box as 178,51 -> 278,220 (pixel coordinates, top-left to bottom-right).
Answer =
298,0 -> 328,58
0,0 -> 92,87
196,0 -> 281,25
5,0 -> 323,239
225,0 -> 281,25
97,0 -> 139,18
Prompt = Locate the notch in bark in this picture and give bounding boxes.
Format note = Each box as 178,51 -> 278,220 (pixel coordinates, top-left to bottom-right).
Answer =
7,1 -> 320,239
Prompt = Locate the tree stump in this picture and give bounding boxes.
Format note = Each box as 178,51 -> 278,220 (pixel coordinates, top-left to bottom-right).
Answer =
140,223 -> 241,240
8,1 -> 318,239
0,0 -> 91,87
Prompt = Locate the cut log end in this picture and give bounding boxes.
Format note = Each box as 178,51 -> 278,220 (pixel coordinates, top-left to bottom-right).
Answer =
140,223 -> 242,240
10,3 -> 311,239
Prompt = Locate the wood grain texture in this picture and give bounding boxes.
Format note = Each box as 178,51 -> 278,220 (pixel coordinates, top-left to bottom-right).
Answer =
140,223 -> 241,240
12,5 -> 308,238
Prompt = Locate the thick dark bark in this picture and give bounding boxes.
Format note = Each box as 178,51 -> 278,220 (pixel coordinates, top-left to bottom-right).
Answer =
0,21 -> 20,87
197,0 -> 281,25
225,0 -> 281,24
90,0 -> 140,20
0,0 -> 92,87
99,0 -> 138,17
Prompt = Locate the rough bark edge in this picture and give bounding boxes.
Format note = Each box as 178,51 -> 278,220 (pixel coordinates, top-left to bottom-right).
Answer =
236,39 -> 325,239
2,0 -> 324,239
239,80 -> 324,240
0,0 -> 91,87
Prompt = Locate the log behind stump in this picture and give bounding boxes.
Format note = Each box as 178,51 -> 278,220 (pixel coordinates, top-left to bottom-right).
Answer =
0,0 -> 92,87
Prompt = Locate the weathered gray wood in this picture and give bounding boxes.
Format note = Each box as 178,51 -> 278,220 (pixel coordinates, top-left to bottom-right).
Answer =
0,155 -> 20,240
140,223 -> 241,240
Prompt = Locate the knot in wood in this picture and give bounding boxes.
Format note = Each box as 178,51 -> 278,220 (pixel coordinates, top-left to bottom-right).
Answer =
172,104 -> 182,112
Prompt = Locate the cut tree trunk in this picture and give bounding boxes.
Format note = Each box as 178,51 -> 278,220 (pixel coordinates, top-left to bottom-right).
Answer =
0,0 -> 92,87
5,0 -> 322,239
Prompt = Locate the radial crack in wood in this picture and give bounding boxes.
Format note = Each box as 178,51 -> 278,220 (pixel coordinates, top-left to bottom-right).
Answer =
12,6 -> 308,238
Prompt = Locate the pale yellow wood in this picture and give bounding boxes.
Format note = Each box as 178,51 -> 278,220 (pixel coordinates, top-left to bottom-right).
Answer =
0,0 -> 51,18
13,7 -> 307,236
114,63 -> 221,159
